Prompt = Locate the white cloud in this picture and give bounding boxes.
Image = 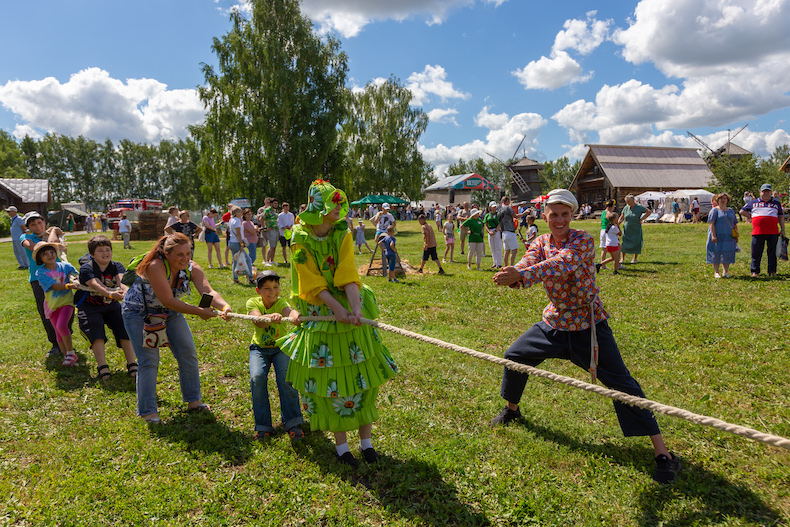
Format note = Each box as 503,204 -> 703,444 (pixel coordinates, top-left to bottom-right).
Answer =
0,68 -> 204,143
552,0 -> 790,155
228,0 -> 504,38
512,51 -> 589,90
513,13 -> 610,90
427,108 -> 460,125
406,65 -> 470,105
421,107 -> 547,176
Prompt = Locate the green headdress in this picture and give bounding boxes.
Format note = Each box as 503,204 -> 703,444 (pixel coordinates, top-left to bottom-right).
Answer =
298,179 -> 349,225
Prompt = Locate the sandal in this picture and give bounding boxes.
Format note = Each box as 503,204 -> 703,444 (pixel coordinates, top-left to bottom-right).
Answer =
61,353 -> 78,367
97,364 -> 111,382
126,362 -> 138,378
288,426 -> 304,441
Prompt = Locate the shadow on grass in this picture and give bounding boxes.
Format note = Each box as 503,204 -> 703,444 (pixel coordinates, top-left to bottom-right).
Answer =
47,354 -> 135,393
148,411 -> 255,466
294,432 -> 489,526
512,417 -> 782,527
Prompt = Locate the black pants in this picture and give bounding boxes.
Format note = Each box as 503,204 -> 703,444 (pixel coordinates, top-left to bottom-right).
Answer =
31,280 -> 60,348
750,234 -> 778,274
500,320 -> 660,437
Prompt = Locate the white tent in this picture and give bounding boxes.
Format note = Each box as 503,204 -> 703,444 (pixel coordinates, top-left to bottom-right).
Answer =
635,191 -> 666,200
665,189 -> 715,217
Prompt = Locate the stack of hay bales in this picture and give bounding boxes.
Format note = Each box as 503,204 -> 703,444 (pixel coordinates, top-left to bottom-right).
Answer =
138,212 -> 170,240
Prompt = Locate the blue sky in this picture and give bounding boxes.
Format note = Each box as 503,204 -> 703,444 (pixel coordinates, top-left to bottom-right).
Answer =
1,0 -> 789,176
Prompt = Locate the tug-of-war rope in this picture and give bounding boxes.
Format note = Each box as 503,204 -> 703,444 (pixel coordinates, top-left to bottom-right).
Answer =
222,310 -> 790,452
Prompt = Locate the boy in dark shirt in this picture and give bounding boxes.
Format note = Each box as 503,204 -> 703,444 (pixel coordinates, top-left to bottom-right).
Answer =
76,235 -> 137,381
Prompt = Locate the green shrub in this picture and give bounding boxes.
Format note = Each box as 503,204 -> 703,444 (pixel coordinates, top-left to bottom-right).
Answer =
0,211 -> 10,237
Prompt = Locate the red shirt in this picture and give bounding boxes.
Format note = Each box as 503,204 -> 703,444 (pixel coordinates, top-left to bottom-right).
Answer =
222,211 -> 231,223
742,198 -> 783,236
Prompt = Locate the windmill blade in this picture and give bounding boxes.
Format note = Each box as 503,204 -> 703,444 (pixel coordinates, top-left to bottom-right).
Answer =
687,131 -> 715,154
729,123 -> 748,142
511,135 -> 527,161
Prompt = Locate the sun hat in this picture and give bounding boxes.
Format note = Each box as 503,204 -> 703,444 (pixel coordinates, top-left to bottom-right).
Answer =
760,183 -> 772,191
382,203 -> 390,210
469,208 -> 481,218
298,179 -> 348,225
32,241 -> 59,265
6,205 -> 17,213
544,189 -> 579,213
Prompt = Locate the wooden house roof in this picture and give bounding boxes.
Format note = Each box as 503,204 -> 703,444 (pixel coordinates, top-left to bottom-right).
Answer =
714,141 -> 751,156
509,157 -> 544,169
0,178 -> 50,203
571,145 -> 713,190
780,155 -> 790,173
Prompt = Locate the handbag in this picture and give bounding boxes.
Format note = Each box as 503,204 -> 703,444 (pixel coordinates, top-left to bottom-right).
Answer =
778,236 -> 789,261
721,209 -> 739,239
143,314 -> 169,348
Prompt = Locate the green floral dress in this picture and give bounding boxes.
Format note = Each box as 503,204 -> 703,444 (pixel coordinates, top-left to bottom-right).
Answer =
277,221 -> 398,432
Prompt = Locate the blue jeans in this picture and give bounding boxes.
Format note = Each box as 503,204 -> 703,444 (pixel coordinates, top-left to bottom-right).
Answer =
249,345 -> 303,432
229,241 -> 253,281
247,241 -> 257,265
123,306 -> 202,416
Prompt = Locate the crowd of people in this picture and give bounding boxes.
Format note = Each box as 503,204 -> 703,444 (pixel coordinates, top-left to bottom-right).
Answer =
6,180 -> 787,482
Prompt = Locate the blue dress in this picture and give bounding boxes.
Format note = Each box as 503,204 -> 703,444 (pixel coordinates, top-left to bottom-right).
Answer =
706,208 -> 737,264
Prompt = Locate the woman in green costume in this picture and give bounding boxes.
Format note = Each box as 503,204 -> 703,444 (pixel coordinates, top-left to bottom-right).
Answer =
618,194 -> 651,264
278,179 -> 398,468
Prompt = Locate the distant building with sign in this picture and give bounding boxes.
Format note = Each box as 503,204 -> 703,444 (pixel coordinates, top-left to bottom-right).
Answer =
423,173 -> 499,206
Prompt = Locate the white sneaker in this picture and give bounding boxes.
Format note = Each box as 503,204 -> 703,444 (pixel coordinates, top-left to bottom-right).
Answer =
714,272 -> 721,278
724,273 -> 733,278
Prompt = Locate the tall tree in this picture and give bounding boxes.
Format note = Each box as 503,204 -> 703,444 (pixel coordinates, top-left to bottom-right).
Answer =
0,130 -> 27,178
541,157 -> 580,190
193,0 -> 348,207
339,76 -> 433,200
708,154 -> 762,207
19,135 -> 39,178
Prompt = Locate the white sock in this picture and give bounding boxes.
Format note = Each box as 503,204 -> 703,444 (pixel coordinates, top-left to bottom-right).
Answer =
335,443 -> 350,456
360,438 -> 373,450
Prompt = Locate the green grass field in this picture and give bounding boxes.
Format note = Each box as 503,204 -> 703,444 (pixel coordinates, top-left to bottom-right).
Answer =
0,219 -> 788,526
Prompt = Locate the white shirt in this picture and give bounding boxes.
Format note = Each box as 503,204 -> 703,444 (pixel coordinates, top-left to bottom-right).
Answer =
376,212 -> 395,233
277,211 -> 295,236
229,216 -> 242,244
604,224 -> 621,247
118,219 -> 131,233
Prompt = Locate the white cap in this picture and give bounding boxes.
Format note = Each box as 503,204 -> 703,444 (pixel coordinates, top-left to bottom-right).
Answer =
488,201 -> 497,208
382,203 -> 390,210
545,189 -> 578,213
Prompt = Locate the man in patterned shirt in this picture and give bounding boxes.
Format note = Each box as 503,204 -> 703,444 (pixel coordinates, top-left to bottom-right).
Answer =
490,188 -> 681,484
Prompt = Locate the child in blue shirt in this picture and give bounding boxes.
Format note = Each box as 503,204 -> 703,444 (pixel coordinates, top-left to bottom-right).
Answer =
380,225 -> 399,282
246,270 -> 304,440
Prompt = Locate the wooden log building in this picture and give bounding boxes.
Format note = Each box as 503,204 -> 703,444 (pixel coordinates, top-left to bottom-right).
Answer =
570,145 -> 713,210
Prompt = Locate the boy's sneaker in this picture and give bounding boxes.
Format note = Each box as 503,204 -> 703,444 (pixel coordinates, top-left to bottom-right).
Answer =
438,268 -> 446,275
288,426 -> 304,441
46,346 -> 62,357
490,406 -> 522,427
653,453 -> 681,484
255,431 -> 273,441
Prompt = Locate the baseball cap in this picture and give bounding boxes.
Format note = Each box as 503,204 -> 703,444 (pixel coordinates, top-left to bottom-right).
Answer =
24,212 -> 43,226
382,203 -> 390,210
255,270 -> 281,287
6,206 -> 17,213
760,183 -> 772,191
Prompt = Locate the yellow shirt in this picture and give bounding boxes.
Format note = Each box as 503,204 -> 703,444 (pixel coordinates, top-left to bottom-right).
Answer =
246,296 -> 290,347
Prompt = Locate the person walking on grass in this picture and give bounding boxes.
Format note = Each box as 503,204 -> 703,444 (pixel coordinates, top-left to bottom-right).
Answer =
485,201 -> 503,268
278,179 -> 397,468
462,209 -> 485,271
417,214 -> 446,275
619,194 -> 650,264
706,193 -> 738,279
498,196 -> 519,267
7,206 -> 28,269
442,213 -> 456,263
740,183 -> 785,277
596,211 -> 622,275
246,270 -> 304,441
354,219 -> 372,253
490,189 -> 681,485
598,199 -> 616,270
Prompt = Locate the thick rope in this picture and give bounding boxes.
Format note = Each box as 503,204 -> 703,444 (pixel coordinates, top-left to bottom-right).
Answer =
224,311 -> 790,451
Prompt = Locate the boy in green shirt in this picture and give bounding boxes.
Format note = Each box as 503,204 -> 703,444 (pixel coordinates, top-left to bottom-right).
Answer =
246,270 -> 304,440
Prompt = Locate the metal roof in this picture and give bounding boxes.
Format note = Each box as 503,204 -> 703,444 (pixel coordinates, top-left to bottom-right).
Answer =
0,178 -> 50,203
581,145 -> 713,188
510,157 -> 543,169
424,173 -> 499,191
